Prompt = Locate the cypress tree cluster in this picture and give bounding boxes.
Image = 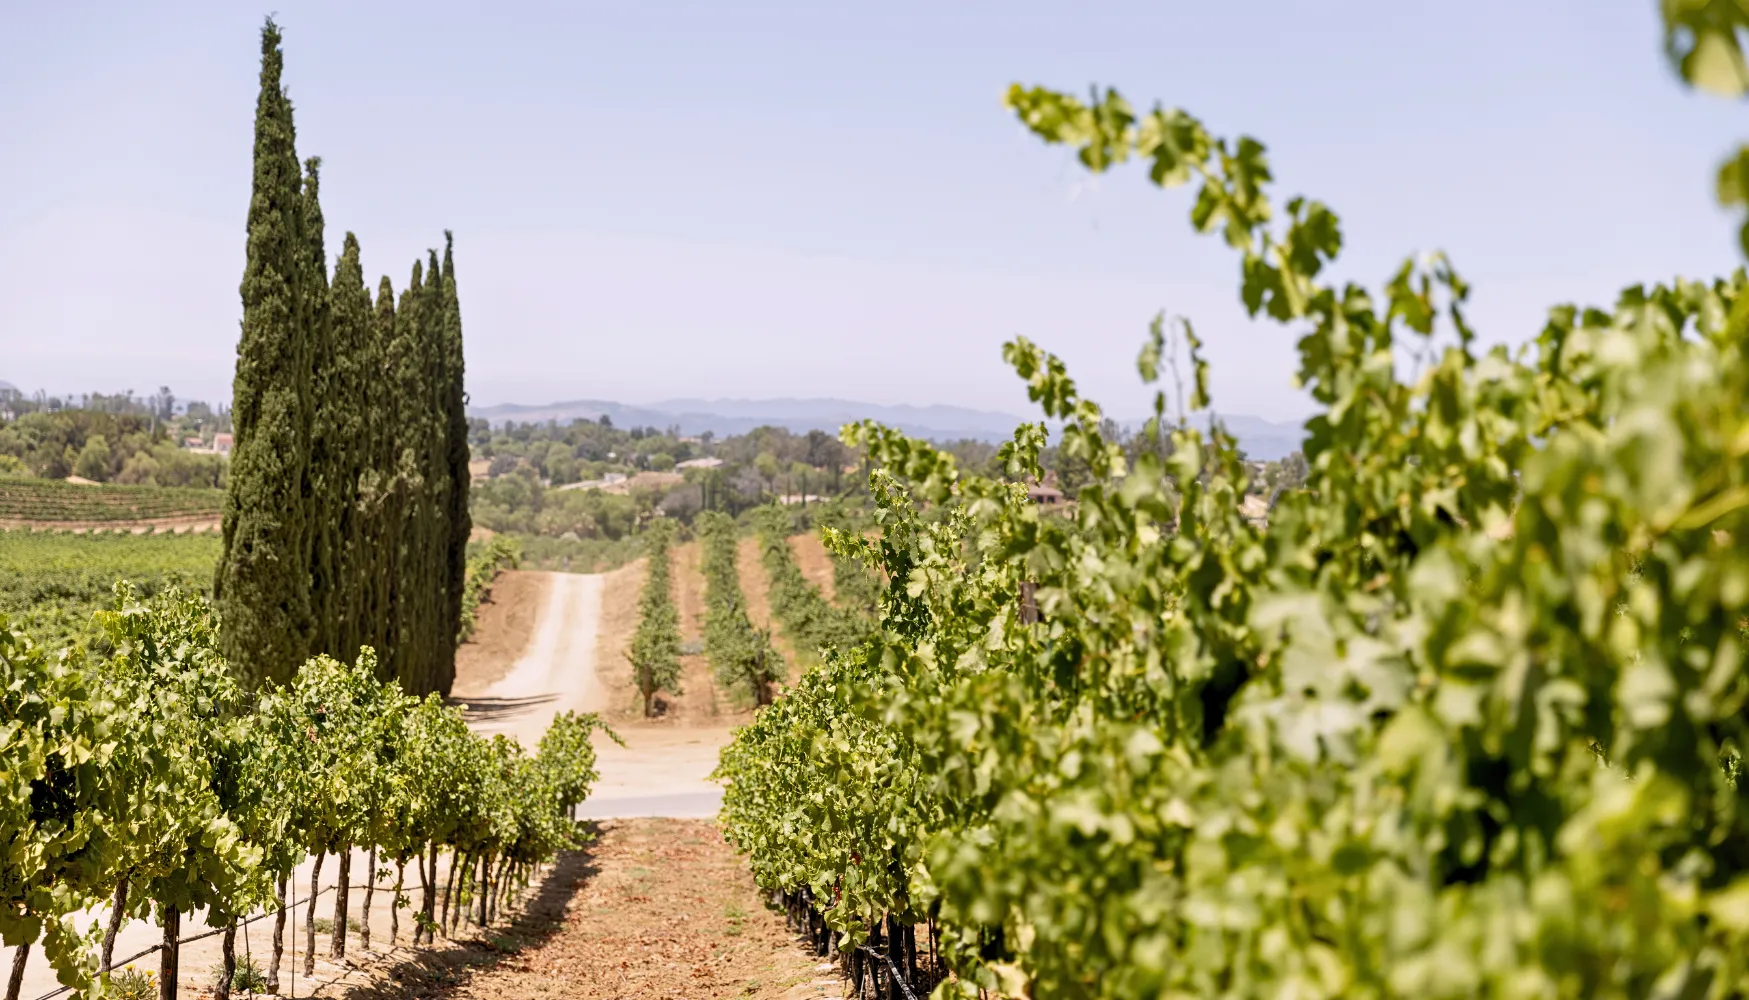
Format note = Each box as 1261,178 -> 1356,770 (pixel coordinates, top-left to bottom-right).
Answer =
217,18 -> 471,695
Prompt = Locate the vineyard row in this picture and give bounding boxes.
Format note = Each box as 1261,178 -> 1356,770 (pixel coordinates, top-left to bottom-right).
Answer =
0,480 -> 221,523
698,512 -> 783,706
714,50 -> 1749,998
2,586 -> 606,1000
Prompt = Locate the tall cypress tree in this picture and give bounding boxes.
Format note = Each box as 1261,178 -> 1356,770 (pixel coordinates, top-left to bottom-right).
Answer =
388,261 -> 428,692
217,18 -> 312,688
301,157 -> 340,661
418,249 -> 452,695
367,276 -> 402,679
327,234 -> 373,663
439,232 -> 471,693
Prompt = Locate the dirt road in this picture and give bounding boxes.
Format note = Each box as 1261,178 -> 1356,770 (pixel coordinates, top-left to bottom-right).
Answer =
460,572 -> 608,748
457,568 -> 733,819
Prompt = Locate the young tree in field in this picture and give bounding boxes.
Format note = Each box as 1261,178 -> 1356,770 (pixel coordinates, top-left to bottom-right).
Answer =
627,520 -> 683,716
217,17 -> 312,688
439,233 -> 471,691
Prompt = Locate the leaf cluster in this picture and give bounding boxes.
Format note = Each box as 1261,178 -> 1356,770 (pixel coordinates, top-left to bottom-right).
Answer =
717,70 -> 1749,999
751,506 -> 871,666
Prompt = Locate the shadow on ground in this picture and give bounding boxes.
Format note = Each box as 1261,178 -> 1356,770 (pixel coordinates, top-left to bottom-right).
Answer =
330,830 -> 601,1000
449,694 -> 558,724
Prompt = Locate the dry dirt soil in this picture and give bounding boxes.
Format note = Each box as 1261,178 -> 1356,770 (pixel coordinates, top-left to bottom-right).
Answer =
670,540 -> 731,720
453,570 -> 551,696
733,535 -> 799,679
588,558 -> 648,721
584,548 -> 753,728
327,820 -> 842,1000
787,534 -> 836,603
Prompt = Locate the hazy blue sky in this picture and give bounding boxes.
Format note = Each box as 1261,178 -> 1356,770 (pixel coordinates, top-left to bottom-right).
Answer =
1,1 -> 1742,421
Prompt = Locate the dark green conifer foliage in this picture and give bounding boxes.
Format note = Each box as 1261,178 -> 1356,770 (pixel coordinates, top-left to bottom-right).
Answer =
439,233 -> 471,691
366,276 -> 403,679
327,234 -> 373,663
301,156 -> 341,661
416,249 -> 452,694
219,22 -> 473,693
388,261 -> 431,692
217,17 -> 312,688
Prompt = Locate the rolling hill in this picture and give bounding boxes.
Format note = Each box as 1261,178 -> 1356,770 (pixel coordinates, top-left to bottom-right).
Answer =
469,397 -> 1309,459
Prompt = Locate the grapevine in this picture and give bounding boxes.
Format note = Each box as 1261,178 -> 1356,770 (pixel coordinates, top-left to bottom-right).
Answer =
698,512 -> 784,706
751,507 -> 871,665
716,35 -> 1749,1000
0,480 -> 221,524
457,535 -> 521,644
0,586 -> 606,996
626,519 -> 683,717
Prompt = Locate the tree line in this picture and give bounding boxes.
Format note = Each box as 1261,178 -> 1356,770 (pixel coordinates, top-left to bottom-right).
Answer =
215,18 -> 470,695
0,406 -> 229,487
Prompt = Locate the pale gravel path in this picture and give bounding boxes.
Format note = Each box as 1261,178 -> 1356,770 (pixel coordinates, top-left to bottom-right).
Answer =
459,570 -> 727,819
461,572 -> 608,748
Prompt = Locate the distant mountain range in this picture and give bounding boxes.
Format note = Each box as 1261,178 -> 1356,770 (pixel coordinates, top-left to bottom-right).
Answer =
468,397 -> 1310,460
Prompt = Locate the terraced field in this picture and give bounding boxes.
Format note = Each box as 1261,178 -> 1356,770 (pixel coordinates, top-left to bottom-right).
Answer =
0,476 -> 224,522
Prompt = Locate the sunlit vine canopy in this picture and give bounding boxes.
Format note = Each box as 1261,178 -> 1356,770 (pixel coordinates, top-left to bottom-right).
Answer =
715,6 -> 1749,997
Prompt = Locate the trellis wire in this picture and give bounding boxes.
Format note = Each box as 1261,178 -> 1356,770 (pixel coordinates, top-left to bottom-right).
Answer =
25,864 -> 433,1000
857,943 -> 922,1000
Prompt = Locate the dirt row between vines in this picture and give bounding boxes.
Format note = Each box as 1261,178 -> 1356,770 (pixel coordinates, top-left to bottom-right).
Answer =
427,536 -> 844,999
788,532 -> 836,603
100,819 -> 841,1000
12,533 -> 841,1000
259,819 -> 841,1000
450,529 -> 836,720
